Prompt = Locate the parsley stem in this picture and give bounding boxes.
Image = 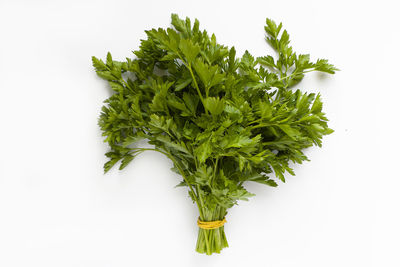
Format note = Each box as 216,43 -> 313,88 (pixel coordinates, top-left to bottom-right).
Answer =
196,184 -> 210,253
137,147 -> 204,219
213,157 -> 219,185
121,79 -> 130,89
249,123 -> 273,130
248,118 -> 263,125
178,56 -> 209,115
278,68 -> 315,83
164,149 -> 204,217
188,66 -> 209,115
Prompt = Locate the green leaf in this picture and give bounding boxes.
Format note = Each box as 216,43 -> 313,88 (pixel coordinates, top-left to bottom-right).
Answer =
258,101 -> 273,119
278,125 -> 300,140
257,55 -> 275,68
92,56 -> 107,71
175,77 -> 192,91
265,18 -> 281,37
182,92 -> 199,115
247,174 -> 278,187
241,50 -> 256,68
225,134 -> 261,149
210,73 -> 225,88
104,158 -> 119,173
297,54 -> 313,69
237,155 -> 246,171
230,188 -> 255,201
106,52 -> 113,66
314,59 -> 339,74
149,114 -> 168,132
195,139 -> 212,163
279,30 -> 290,49
160,52 -> 178,61
122,135 -> 144,147
204,97 -> 225,116
119,154 -> 135,170
167,94 -> 187,111
311,94 -> 323,114
171,13 -> 186,33
179,39 -> 200,63
192,58 -> 211,87
324,128 -> 334,135
157,135 -> 191,155
228,47 -> 238,72
96,71 -> 116,81
150,92 -> 167,112
109,81 -> 124,93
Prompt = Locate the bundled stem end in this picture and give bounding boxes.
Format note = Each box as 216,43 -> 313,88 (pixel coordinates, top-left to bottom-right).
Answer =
195,205 -> 229,255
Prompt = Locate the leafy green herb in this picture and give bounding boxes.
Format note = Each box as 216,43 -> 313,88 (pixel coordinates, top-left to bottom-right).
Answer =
93,14 -> 337,255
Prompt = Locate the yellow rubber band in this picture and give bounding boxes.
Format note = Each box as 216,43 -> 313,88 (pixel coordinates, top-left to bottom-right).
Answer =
197,218 -> 227,230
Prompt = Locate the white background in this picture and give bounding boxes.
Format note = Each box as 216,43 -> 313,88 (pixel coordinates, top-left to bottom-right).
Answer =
0,0 -> 398,266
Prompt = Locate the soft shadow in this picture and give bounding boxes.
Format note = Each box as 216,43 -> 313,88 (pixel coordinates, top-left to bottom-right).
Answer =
316,72 -> 330,81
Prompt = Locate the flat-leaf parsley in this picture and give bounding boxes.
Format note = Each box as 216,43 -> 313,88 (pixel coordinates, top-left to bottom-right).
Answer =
93,14 -> 337,255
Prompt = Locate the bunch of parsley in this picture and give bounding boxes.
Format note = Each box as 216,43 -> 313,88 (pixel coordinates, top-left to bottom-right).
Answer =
92,14 -> 337,255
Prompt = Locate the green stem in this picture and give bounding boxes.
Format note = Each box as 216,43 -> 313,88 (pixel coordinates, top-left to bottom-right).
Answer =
195,184 -> 210,254
121,79 -> 130,89
248,118 -> 263,125
177,55 -> 208,115
195,205 -> 229,255
249,123 -> 273,131
138,147 -> 204,219
187,65 -> 209,115
212,157 -> 219,186
278,68 -> 315,83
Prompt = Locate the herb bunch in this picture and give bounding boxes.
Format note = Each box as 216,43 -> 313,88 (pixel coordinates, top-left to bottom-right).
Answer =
92,14 -> 337,255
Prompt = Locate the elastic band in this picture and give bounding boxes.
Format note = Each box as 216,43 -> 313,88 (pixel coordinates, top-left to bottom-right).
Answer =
197,218 -> 227,230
